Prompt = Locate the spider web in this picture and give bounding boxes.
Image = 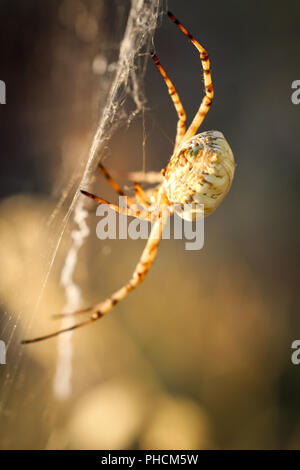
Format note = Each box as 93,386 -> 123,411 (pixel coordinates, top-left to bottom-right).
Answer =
51,0 -> 162,400
0,0 -> 162,410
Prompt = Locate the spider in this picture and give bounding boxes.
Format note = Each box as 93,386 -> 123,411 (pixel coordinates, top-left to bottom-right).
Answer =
22,11 -> 235,344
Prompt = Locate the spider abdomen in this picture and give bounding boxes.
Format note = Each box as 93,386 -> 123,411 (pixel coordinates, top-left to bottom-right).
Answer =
163,130 -> 235,219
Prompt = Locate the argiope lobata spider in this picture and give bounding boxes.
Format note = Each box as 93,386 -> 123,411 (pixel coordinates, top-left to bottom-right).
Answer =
22,11 -> 235,344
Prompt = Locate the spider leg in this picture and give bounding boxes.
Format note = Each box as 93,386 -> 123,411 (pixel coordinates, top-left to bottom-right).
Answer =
134,183 -> 151,206
21,211 -> 169,344
21,316 -> 102,343
168,11 -> 214,143
128,171 -> 163,184
151,53 -> 186,152
98,164 -> 152,212
98,163 -> 135,208
80,190 -> 151,221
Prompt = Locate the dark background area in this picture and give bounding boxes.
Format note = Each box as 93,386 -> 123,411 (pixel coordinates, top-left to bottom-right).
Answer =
0,0 -> 300,450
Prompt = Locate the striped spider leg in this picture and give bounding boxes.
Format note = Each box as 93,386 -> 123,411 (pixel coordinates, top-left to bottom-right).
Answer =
81,163 -> 153,222
22,11 -> 235,344
22,164 -> 169,343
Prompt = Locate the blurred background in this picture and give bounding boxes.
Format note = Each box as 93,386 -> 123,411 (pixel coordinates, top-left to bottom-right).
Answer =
0,0 -> 300,450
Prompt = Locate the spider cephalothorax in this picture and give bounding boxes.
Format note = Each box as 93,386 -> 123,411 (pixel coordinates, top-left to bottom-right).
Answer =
23,12 -> 236,344
162,130 -> 235,219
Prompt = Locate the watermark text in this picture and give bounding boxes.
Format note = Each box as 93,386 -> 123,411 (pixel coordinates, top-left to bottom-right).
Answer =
0,80 -> 6,104
95,198 -> 204,251
0,340 -> 6,364
291,80 -> 300,105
